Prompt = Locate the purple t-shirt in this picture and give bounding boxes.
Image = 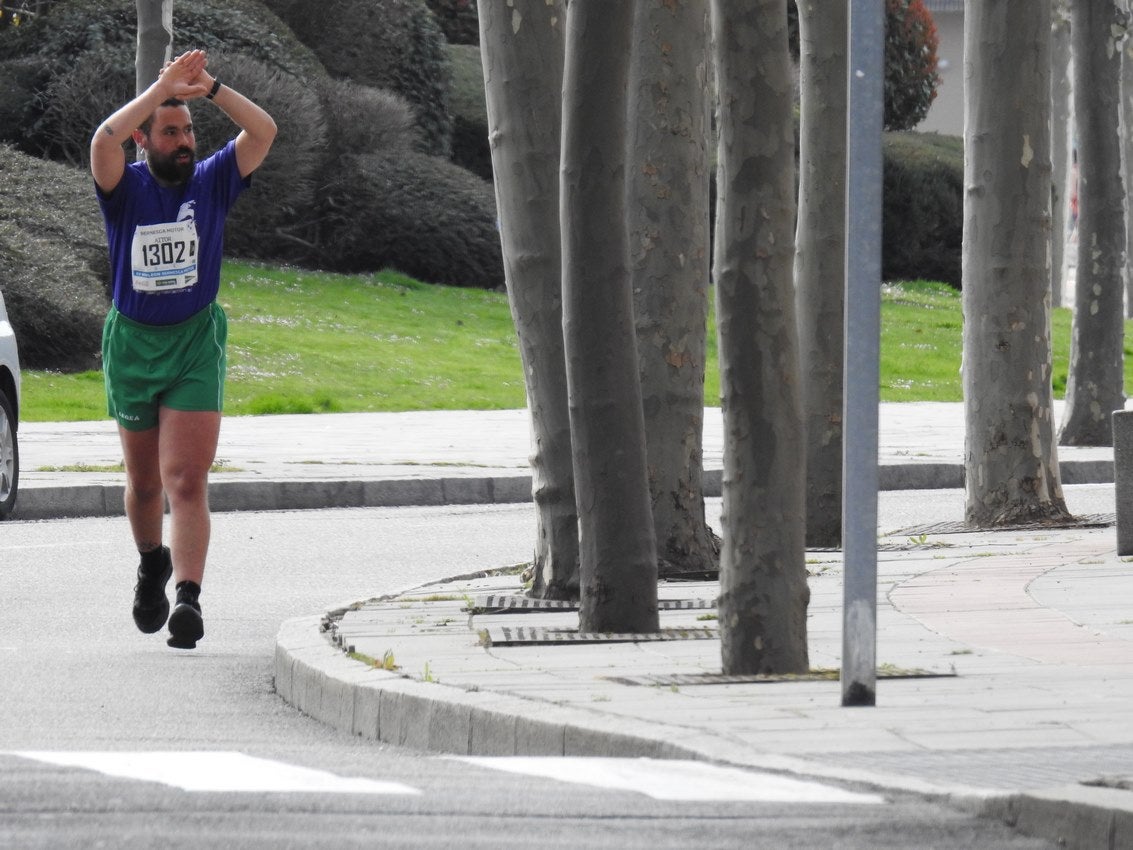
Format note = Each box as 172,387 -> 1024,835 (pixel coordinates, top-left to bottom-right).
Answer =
97,140 -> 248,325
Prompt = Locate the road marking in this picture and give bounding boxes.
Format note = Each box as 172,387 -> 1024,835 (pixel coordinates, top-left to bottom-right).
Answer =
452,757 -> 885,804
9,751 -> 420,795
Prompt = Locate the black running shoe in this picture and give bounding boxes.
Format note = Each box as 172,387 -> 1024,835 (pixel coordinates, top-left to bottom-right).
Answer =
132,546 -> 172,634
167,581 -> 204,649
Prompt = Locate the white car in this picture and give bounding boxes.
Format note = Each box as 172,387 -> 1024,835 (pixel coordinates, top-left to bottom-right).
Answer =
0,290 -> 20,519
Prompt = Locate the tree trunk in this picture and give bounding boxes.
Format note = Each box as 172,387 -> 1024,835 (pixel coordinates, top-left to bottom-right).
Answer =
478,1 -> 579,600
1123,29 -> 1133,318
794,0 -> 847,549
711,0 -> 809,675
962,0 -> 1070,527
562,0 -> 659,634
1050,0 -> 1072,310
1059,0 -> 1127,446
135,0 -> 173,94
627,0 -> 719,579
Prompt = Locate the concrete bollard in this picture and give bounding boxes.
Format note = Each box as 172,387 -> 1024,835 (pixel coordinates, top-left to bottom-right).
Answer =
1113,410 -> 1133,555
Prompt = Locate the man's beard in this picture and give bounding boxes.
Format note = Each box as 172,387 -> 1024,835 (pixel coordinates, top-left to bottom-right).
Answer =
148,146 -> 195,185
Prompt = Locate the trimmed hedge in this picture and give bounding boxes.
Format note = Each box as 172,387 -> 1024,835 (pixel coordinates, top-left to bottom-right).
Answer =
447,43 -> 491,180
0,56 -> 45,151
425,0 -> 480,45
0,0 -> 323,80
0,0 -> 325,162
263,0 -> 453,157
35,45 -> 134,165
189,54 -> 329,262
314,77 -> 420,161
882,131 -> 963,288
0,146 -> 108,371
318,151 -> 502,289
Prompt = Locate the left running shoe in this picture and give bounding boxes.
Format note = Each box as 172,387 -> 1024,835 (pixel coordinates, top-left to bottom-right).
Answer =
132,546 -> 172,634
167,580 -> 204,649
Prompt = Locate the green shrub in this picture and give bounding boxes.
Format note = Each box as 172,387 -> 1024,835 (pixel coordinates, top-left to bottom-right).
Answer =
0,0 -> 322,79
882,131 -> 962,288
0,56 -> 48,152
36,45 -> 134,165
188,54 -> 329,262
446,43 -> 491,180
318,152 -> 502,289
0,0 -> 324,160
425,0 -> 480,45
885,0 -> 941,132
263,0 -> 453,157
313,77 -> 420,161
0,146 -> 108,371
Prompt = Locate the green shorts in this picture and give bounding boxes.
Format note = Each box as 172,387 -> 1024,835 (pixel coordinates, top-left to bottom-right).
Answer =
102,303 -> 228,431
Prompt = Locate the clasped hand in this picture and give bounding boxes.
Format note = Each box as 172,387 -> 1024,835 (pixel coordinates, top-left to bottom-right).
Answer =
158,49 -> 215,100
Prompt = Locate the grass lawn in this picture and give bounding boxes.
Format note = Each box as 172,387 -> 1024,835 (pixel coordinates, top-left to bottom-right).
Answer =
18,264 -> 1133,421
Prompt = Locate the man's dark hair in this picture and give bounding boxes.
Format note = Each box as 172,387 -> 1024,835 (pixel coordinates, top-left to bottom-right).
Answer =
139,98 -> 187,136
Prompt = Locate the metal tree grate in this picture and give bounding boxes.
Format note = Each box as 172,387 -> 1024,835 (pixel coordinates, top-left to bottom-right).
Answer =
467,595 -> 716,615
483,626 -> 718,646
604,668 -> 955,687
892,513 -> 1115,537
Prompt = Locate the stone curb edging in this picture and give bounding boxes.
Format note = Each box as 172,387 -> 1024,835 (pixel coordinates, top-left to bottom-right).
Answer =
980,787 -> 1133,850
11,457 -> 1116,520
273,615 -> 695,761
273,613 -> 1133,850
11,476 -> 534,521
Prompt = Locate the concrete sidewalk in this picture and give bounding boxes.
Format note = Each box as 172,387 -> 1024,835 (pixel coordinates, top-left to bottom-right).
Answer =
12,402 -> 1133,848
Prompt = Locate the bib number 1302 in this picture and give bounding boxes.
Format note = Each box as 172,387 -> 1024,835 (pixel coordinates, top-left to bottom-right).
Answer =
131,220 -> 199,293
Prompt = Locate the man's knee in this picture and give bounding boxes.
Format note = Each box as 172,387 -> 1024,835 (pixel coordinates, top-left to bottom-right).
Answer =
161,465 -> 210,505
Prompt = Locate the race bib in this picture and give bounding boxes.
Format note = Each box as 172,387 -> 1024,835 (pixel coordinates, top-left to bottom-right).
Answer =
131,220 -> 199,293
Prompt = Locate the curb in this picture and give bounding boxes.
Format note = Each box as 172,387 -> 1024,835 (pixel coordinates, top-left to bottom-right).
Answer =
980,786 -> 1133,850
274,604 -> 1132,850
11,475 -> 533,521
274,615 -> 694,761
11,458 -> 1116,521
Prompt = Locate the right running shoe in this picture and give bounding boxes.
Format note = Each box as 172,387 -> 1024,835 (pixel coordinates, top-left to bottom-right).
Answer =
132,546 -> 172,634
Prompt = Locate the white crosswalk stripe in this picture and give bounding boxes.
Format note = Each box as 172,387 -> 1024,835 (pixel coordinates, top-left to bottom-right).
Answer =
451,757 -> 885,804
8,751 -> 420,795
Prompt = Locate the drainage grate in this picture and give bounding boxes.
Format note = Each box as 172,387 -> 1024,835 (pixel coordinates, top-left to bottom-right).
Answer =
469,595 -> 578,613
468,596 -> 717,614
605,668 -> 955,687
483,626 -> 718,646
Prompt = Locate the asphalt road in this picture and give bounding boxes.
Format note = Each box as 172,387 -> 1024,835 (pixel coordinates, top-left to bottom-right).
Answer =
0,499 -> 1064,848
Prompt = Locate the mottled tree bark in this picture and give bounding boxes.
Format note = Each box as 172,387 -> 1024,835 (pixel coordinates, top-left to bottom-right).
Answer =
1059,0 -> 1126,445
711,0 -> 809,675
627,0 -> 720,579
794,0 -> 847,549
1050,0 -> 1072,309
962,0 -> 1070,527
562,0 -> 659,633
478,1 -> 579,599
1122,25 -> 1133,318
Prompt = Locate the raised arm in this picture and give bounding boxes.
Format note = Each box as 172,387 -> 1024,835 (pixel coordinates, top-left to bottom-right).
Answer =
90,50 -> 210,194
194,69 -> 278,179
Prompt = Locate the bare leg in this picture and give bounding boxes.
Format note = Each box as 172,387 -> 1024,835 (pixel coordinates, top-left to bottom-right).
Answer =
118,425 -> 164,553
157,408 -> 221,585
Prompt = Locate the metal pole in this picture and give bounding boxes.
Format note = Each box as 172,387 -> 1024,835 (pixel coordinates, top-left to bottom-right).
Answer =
841,0 -> 884,707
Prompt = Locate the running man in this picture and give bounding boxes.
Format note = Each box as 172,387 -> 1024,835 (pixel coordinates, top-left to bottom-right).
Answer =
91,50 -> 276,648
